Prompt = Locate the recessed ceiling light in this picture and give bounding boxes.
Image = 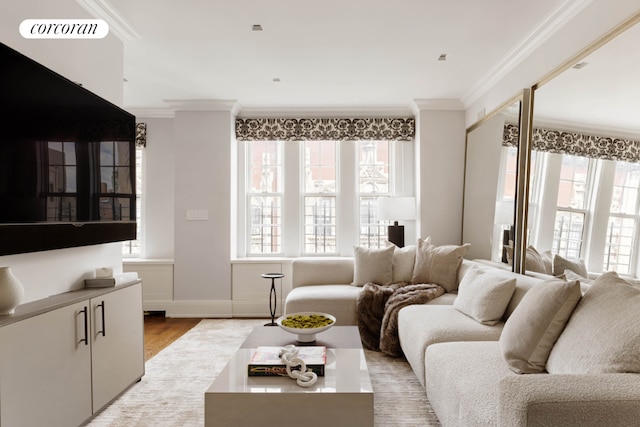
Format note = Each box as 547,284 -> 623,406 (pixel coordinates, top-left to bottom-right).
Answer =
437,53 -> 447,61
252,24 -> 263,31
572,61 -> 588,69
272,78 -> 281,83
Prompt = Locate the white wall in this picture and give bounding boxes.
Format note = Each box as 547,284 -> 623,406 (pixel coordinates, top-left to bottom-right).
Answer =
173,107 -> 233,315
0,0 -> 125,303
139,117 -> 175,259
414,105 -> 466,245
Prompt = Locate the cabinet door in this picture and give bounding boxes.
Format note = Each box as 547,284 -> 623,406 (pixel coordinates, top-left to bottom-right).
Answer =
91,283 -> 144,411
0,301 -> 92,427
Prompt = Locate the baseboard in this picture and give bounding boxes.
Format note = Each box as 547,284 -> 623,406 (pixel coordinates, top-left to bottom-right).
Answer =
232,300 -> 283,318
144,300 -> 233,318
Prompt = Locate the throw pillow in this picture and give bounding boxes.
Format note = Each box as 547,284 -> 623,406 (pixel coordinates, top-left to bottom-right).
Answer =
524,246 -> 548,274
500,278 -> 581,374
553,254 -> 587,277
546,271 -> 640,374
352,245 -> 395,286
453,266 -> 517,325
410,238 -> 470,292
392,245 -> 416,283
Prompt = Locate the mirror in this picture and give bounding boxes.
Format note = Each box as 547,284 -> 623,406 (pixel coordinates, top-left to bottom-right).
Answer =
527,21 -> 640,278
462,99 -> 521,267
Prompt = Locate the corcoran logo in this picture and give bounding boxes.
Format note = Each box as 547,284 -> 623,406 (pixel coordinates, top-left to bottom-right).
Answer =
20,19 -> 109,39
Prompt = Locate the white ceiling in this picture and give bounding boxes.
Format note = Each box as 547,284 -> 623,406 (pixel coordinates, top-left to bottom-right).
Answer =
79,0 -> 639,136
96,0 -> 569,111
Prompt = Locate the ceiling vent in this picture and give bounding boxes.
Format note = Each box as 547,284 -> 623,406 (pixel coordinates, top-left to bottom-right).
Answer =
438,53 -> 447,61
252,24 -> 263,31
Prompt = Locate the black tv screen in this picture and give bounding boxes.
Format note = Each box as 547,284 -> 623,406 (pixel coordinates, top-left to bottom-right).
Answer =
0,42 -> 136,255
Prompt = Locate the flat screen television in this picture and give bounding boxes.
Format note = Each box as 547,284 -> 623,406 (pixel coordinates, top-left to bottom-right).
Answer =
0,42 -> 136,256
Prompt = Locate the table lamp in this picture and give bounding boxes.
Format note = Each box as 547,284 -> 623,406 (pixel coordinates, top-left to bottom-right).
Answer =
377,197 -> 416,247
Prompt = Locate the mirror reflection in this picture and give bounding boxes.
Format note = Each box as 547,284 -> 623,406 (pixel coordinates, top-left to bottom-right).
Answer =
526,22 -> 640,280
463,100 -> 520,267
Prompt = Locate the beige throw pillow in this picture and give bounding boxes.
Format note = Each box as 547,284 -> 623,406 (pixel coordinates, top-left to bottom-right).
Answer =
553,254 -> 587,277
410,238 -> 470,292
392,245 -> 416,283
500,278 -> 581,374
352,245 -> 395,286
453,266 -> 516,325
546,271 -> 640,374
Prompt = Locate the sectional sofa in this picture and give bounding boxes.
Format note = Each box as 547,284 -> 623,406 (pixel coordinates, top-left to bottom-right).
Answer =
283,241 -> 640,426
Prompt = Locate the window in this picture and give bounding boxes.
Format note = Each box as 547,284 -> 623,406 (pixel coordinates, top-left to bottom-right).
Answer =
603,161 -> 640,273
247,141 -> 283,254
47,142 -> 77,221
358,141 -> 391,248
552,155 -> 592,258
242,139 -> 404,256
303,141 -> 337,254
123,145 -> 143,256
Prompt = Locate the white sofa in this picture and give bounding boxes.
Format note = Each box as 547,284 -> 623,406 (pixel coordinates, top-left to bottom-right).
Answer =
283,255 -> 640,426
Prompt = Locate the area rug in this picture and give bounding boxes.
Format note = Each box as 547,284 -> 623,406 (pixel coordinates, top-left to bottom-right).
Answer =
88,318 -> 440,426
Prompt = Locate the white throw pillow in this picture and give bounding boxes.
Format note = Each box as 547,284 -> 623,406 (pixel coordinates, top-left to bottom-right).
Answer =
392,245 -> 416,283
546,271 -> 640,374
453,266 -> 516,325
352,245 -> 395,286
553,254 -> 587,277
500,278 -> 581,374
411,238 -> 470,292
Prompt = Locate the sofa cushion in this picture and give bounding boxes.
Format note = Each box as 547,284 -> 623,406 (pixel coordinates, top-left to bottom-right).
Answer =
397,305 -> 504,388
553,254 -> 587,277
392,244 -> 416,283
284,285 -> 361,326
453,266 -> 516,325
426,341 -> 511,426
352,245 -> 395,286
410,238 -> 470,291
500,278 -> 581,374
547,271 -> 640,374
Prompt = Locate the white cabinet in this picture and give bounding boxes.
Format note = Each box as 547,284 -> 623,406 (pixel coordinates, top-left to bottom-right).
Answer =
0,282 -> 144,427
91,283 -> 144,411
123,260 -> 173,311
0,301 -> 93,427
232,263 -> 283,317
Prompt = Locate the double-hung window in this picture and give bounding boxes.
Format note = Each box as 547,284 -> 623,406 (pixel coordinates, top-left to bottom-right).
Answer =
358,141 -> 391,248
603,161 -> 640,273
552,154 -> 592,258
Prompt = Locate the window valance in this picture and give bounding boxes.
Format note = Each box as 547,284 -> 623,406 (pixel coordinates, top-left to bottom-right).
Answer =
235,117 -> 415,142
503,124 -> 640,162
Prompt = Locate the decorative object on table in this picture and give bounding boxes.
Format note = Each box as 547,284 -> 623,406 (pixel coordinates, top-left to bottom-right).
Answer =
85,272 -> 139,288
276,312 -> 336,343
377,196 -> 416,247
0,266 -> 24,315
261,273 -> 284,326
247,345 -> 326,378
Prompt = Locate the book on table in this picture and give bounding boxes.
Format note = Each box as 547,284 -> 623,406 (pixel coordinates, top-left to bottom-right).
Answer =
248,346 -> 326,377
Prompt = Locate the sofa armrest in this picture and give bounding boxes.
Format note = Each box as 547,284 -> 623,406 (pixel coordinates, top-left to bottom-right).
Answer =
498,373 -> 640,427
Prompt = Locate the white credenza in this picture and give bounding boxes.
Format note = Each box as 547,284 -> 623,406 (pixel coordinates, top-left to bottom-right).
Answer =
0,282 -> 144,427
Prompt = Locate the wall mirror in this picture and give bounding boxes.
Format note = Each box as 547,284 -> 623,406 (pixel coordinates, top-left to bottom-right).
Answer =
526,19 -> 640,278
462,98 -> 521,268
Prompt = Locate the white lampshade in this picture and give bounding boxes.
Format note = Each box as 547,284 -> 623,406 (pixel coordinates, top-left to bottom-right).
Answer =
377,197 -> 416,221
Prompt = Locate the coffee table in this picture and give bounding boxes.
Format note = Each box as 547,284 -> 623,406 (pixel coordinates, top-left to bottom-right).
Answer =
204,326 -> 374,427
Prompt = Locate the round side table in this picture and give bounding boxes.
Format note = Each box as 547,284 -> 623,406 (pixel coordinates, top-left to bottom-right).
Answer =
261,273 -> 284,326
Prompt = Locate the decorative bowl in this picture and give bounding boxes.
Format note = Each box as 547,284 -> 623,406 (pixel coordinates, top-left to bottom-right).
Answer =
276,312 -> 336,343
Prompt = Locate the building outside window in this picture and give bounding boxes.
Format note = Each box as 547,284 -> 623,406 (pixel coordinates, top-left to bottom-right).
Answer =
123,145 -> 143,256
358,141 -> 391,248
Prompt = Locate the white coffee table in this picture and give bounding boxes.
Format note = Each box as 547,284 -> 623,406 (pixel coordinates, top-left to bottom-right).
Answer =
204,326 -> 374,427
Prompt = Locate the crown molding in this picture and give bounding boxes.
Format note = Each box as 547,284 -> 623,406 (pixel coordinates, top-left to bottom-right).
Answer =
411,99 -> 464,113
163,99 -> 238,112
461,0 -> 593,108
235,105 -> 414,118
127,108 -> 175,119
75,0 -> 141,41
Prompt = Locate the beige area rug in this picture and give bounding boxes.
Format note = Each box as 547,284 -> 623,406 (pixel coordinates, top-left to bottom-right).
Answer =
88,319 -> 440,426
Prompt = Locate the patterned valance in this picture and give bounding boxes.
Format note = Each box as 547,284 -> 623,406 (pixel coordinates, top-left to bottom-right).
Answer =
135,122 -> 147,147
503,124 -> 640,163
235,118 -> 415,142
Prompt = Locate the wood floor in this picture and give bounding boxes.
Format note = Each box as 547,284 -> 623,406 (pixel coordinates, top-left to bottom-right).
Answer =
143,314 -> 201,361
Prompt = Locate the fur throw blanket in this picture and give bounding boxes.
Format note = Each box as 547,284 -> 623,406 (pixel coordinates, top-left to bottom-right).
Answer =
357,282 -> 445,356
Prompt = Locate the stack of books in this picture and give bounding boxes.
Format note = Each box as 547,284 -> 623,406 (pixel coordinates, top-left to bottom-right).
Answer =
84,272 -> 139,288
248,346 -> 326,377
